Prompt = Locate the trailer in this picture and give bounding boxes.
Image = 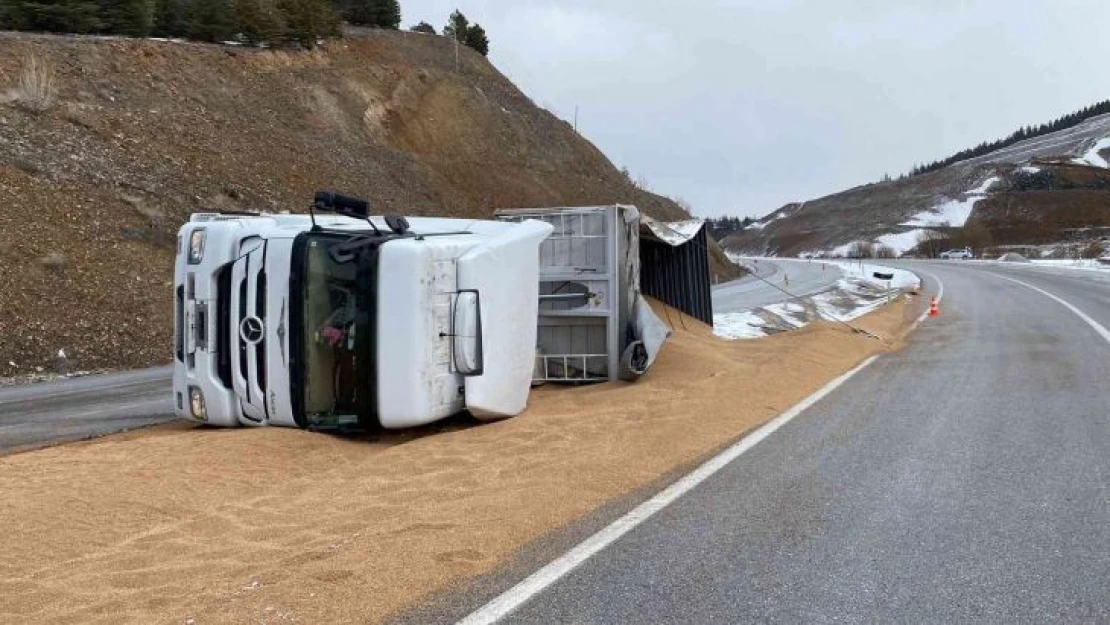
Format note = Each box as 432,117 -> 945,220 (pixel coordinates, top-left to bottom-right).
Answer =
497,205 -> 711,385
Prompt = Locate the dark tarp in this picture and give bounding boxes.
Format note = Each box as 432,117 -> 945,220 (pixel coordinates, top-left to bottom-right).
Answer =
639,218 -> 714,326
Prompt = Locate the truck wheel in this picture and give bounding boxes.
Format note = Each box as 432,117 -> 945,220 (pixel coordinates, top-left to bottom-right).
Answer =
618,340 -> 649,381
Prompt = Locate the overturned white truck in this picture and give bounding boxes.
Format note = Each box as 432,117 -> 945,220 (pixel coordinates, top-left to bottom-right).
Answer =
173,192 -> 552,429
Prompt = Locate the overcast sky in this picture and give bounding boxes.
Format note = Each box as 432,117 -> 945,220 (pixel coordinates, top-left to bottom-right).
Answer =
400,1 -> 1110,218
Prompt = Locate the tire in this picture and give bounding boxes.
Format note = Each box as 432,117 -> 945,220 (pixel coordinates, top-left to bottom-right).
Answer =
618,340 -> 649,381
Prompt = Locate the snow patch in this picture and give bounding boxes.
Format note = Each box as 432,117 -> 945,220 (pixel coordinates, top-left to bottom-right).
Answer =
967,175 -> 1001,195
712,310 -> 771,339
1020,165 -> 1041,174
712,262 -> 919,339
834,261 -> 920,291
902,176 -> 999,228
875,229 -> 933,254
1029,258 -> 1110,272
812,287 -> 886,322
1072,137 -> 1110,168
763,302 -> 807,328
747,208 -> 795,231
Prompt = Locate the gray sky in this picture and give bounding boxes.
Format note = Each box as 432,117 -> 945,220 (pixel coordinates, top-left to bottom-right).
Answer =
401,1 -> 1110,218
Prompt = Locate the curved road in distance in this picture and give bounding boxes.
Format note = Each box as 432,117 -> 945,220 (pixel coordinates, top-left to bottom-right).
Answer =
712,257 -> 843,313
411,259 -> 1110,624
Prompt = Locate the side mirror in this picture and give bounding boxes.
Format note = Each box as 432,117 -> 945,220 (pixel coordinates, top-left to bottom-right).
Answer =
453,290 -> 484,376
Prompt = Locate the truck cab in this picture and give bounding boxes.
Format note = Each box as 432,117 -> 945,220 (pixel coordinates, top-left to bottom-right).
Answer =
173,198 -> 551,430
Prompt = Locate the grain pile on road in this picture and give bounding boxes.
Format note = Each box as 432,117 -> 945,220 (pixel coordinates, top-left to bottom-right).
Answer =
0,299 -> 914,624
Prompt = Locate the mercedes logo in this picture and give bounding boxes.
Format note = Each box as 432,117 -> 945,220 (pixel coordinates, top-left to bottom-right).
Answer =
239,316 -> 265,345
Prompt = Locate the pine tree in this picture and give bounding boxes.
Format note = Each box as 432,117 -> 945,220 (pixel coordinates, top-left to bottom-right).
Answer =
152,0 -> 187,36
409,20 -> 434,34
279,0 -> 338,48
4,0 -> 104,33
98,0 -> 154,36
464,21 -> 487,55
340,0 -> 399,28
235,0 -> 285,44
187,0 -> 237,41
443,8 -> 467,41
374,0 -> 399,29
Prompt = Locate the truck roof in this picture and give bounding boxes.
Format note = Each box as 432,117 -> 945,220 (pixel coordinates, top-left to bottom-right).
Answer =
189,212 -> 531,239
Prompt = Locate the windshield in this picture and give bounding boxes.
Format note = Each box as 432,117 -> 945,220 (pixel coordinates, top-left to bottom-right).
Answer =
296,233 -> 372,429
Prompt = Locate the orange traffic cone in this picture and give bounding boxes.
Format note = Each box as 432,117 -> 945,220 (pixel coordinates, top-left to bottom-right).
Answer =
928,297 -> 940,317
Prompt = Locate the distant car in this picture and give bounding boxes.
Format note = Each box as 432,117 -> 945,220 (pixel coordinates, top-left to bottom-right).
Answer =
940,248 -> 973,260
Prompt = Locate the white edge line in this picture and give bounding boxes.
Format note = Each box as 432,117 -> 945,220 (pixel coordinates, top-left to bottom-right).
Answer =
911,267 -> 945,327
457,353 -> 882,625
991,273 -> 1110,343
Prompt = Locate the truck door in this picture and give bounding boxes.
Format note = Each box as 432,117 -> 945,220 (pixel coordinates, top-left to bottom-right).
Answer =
456,220 -> 553,418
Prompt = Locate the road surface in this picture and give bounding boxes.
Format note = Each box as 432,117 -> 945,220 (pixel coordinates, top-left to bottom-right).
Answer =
418,260 -> 1110,623
712,258 -> 842,312
0,367 -> 174,454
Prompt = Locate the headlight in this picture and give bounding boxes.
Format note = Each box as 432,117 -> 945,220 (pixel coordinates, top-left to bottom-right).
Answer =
188,386 -> 207,421
188,229 -> 206,264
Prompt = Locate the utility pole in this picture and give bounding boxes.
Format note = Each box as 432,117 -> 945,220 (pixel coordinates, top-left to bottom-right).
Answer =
574,105 -> 579,133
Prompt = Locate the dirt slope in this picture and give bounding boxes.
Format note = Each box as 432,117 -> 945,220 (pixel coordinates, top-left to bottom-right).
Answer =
0,30 -> 732,376
725,112 -> 1110,256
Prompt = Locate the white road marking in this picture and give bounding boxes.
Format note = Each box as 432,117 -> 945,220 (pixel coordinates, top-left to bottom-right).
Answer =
457,354 -> 882,625
912,268 -> 946,325
992,274 -> 1110,344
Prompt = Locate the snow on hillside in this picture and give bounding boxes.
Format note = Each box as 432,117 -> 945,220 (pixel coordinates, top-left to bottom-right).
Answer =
903,175 -> 999,228
747,206 -> 796,231
875,229 -> 930,254
817,174 -> 1006,256
959,112 -> 1110,168
727,111 -> 1110,260
1073,137 -> 1110,168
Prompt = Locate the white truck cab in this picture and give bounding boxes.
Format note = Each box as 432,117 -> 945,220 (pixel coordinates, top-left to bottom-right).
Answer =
173,193 -> 552,430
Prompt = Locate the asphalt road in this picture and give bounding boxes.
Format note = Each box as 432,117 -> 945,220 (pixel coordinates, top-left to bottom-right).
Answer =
712,258 -> 842,312
0,366 -> 174,454
441,260 -> 1110,623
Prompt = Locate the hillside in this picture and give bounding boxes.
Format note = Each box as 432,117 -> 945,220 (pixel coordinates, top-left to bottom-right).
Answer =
0,30 -> 734,377
725,112 -> 1110,257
